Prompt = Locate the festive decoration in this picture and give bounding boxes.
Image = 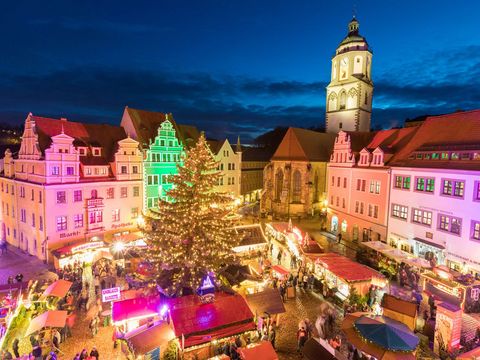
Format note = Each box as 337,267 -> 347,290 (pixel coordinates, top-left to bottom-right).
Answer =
145,133 -> 240,295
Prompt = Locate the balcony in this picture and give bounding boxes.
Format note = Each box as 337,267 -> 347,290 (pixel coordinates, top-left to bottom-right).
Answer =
87,198 -> 104,208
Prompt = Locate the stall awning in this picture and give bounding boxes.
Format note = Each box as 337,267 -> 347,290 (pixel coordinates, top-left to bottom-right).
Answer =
41,279 -> 72,298
246,288 -> 286,316
112,295 -> 162,323
52,240 -> 105,257
168,292 -> 255,348
413,237 -> 445,250
127,322 -> 175,355
238,341 -> 278,360
315,253 -> 384,283
26,310 -> 67,336
271,265 -> 289,277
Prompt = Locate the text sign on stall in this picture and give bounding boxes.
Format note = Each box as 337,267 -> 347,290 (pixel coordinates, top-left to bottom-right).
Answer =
102,287 -> 121,303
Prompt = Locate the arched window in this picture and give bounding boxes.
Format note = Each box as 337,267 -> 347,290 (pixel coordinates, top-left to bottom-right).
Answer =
292,171 -> 302,203
339,91 -> 346,110
275,169 -> 284,201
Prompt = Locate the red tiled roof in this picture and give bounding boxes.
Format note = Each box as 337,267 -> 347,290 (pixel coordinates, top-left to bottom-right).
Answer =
315,253 -> 384,283
272,128 -> 336,162
32,115 -> 127,163
168,292 -> 254,346
390,110 -> 480,169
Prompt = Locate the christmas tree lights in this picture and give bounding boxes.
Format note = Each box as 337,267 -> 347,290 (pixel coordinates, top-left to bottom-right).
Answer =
145,133 -> 240,296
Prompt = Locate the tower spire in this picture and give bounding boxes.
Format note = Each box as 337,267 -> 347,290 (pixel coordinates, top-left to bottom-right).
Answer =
236,136 -> 242,153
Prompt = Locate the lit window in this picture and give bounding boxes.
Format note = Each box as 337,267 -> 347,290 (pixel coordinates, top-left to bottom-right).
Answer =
121,187 -> 128,198
56,216 -> 67,231
106,187 -> 114,199
112,209 -> 120,222
56,191 -> 66,204
472,221 -> 480,240
66,166 -> 75,176
73,190 -> 82,202
412,209 -> 432,226
52,166 -> 60,175
438,214 -> 461,235
442,179 -> 464,197
74,214 -> 83,228
392,204 -> 408,220
121,166 -> 128,174
132,166 -> 138,174
133,186 -> 140,197
131,207 -> 139,219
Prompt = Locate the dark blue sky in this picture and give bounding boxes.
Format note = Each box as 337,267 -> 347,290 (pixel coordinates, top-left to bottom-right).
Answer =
1,1 -> 479,142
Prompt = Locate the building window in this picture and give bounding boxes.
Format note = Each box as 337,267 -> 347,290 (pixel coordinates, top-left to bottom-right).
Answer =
66,166 -> 74,176
375,181 -> 380,194
131,207 -> 139,219
337,177 -> 340,187
332,176 -> 335,187
31,189 -> 34,201
369,181 -> 375,193
39,191 -> 42,203
275,170 -> 284,201
121,166 -> 128,174
412,209 -> 432,226
51,166 -> 60,175
56,191 -> 66,204
106,187 -> 114,199
355,201 -> 359,213
93,148 -> 101,156
20,209 -> 26,223
39,216 -> 43,231
438,214 -> 462,235
20,187 -> 25,198
336,197 -> 339,207
343,177 -> 347,188
394,175 -> 410,189
91,189 -> 98,199
73,190 -> 82,202
89,210 -> 103,224
342,198 -> 346,209
132,166 -> 139,174
360,202 -> 364,214
292,171 -> 302,203
471,221 -> 480,240
368,204 -> 373,217
56,216 -> 67,231
112,209 -> 120,222
74,214 -> 83,228
392,204 -> 408,220
31,214 -> 35,227
442,179 -> 464,197
374,205 -> 379,218
121,187 -> 128,198
133,186 -> 140,197
415,177 -> 435,193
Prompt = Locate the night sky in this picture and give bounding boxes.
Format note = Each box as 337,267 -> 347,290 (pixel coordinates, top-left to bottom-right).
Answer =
1,1 -> 479,142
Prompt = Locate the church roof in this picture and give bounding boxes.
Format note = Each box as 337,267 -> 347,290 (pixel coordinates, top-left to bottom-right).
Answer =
272,128 -> 336,162
337,17 -> 370,52
389,109 -> 480,169
123,107 -> 200,149
32,115 -> 127,163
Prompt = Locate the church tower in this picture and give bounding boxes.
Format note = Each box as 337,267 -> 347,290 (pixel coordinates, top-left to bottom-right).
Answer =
325,17 -> 373,133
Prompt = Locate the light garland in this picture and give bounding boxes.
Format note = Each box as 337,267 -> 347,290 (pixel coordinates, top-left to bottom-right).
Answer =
143,134 -> 241,295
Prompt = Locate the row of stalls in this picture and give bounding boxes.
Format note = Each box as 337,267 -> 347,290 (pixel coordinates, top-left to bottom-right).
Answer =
360,240 -> 480,313
265,222 -> 387,301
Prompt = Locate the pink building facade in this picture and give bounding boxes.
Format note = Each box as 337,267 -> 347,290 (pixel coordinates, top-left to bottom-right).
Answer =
327,129 -> 418,242
387,111 -> 480,276
0,114 -> 143,264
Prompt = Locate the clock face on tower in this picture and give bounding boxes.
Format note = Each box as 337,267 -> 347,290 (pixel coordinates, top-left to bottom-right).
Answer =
340,57 -> 348,80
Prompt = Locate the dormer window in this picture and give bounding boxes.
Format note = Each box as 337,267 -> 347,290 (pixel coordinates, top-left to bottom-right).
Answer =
93,148 -> 101,156
78,148 -> 86,156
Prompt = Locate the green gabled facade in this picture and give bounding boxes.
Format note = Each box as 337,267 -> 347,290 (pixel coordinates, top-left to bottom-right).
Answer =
144,118 -> 184,210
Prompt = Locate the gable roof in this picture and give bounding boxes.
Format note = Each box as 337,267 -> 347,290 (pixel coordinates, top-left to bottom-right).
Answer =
389,110 -> 480,169
206,139 -> 227,155
272,128 -> 336,162
32,115 -> 127,163
123,107 -> 199,149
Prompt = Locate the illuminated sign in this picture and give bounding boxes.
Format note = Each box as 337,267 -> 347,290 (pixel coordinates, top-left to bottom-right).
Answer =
102,287 -> 121,303
71,241 -> 104,254
59,231 -> 81,239
111,222 -> 133,229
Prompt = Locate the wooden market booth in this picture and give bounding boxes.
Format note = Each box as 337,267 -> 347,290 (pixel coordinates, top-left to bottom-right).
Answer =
313,253 -> 387,301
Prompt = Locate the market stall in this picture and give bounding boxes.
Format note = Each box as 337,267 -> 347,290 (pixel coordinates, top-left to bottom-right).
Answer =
112,294 -> 163,333
125,321 -> 176,359
313,253 -> 387,301
52,240 -> 108,269
41,279 -> 72,299
421,266 -> 480,312
26,310 -> 68,336
245,288 -> 285,326
238,341 -> 278,360
233,224 -> 268,256
168,292 -> 256,360
265,222 -> 305,270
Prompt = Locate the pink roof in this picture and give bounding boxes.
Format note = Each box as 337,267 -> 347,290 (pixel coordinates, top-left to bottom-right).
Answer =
112,295 -> 162,323
168,292 -> 254,341
42,279 -> 72,298
315,253 -> 384,283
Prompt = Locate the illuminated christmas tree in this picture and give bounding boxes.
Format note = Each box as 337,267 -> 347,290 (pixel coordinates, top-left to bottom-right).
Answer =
145,133 -> 240,295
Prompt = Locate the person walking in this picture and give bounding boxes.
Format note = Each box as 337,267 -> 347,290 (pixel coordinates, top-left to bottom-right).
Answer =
268,325 -> 276,349
297,326 -> 308,353
12,338 -> 20,358
89,347 -> 99,359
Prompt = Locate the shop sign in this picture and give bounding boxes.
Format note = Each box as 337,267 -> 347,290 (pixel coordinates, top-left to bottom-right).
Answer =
111,222 -> 133,229
102,287 -> 121,303
59,231 -> 81,239
71,241 -> 104,254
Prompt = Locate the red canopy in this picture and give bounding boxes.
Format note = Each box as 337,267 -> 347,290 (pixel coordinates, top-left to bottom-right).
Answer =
271,265 -> 289,277
26,310 -> 67,336
169,292 -> 255,348
238,341 -> 278,360
316,253 -> 384,283
112,295 -> 162,323
42,279 -> 72,298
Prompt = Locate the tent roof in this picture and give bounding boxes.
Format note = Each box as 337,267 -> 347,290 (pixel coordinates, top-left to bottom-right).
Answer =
127,322 -> 175,355
382,294 -> 417,318
112,295 -> 162,323
246,288 -> 286,316
42,279 -> 72,298
238,341 -> 278,360
316,253 -> 384,283
26,310 -> 67,336
168,292 -> 254,347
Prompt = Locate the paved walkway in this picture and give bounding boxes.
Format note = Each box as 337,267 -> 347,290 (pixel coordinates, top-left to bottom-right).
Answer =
0,244 -> 53,285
